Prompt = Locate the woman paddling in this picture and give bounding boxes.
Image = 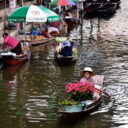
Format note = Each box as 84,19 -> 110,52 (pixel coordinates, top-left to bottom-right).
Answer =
80,67 -> 110,97
80,67 -> 103,93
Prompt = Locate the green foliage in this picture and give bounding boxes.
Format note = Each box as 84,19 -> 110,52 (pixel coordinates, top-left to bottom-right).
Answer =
70,91 -> 94,101
59,99 -> 81,106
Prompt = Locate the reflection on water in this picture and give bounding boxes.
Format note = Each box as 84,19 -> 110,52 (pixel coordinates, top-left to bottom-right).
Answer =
1,0 -> 128,127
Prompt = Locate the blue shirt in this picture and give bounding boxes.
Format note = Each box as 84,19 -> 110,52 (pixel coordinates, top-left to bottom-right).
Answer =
33,30 -> 39,36
59,45 -> 73,57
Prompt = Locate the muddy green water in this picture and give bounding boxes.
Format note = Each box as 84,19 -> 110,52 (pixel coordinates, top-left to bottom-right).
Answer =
1,0 -> 128,127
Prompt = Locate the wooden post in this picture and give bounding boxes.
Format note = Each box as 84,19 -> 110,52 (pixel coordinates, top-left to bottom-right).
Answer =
4,0 -> 7,33
19,0 -> 24,6
24,22 -> 27,40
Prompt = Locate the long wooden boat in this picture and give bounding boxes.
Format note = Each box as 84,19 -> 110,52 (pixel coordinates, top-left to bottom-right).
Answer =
84,3 -> 102,13
58,75 -> 104,118
0,41 -> 31,69
84,0 -> 120,3
84,1 -> 119,17
97,3 -> 117,15
54,48 -> 78,65
58,95 -> 103,118
31,37 -> 54,47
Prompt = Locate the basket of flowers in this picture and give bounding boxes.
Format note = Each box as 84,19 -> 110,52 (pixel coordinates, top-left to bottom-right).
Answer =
58,82 -> 95,112
65,82 -> 95,101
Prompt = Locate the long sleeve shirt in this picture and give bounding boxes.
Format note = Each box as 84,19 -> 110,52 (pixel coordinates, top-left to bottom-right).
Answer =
80,77 -> 94,84
3,36 -> 19,49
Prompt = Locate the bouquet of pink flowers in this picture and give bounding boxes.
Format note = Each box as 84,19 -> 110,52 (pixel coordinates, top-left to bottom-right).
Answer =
65,82 -> 95,101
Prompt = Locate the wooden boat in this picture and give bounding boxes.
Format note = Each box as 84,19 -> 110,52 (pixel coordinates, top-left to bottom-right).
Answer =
54,47 -> 78,65
84,0 -> 120,17
84,0 -> 120,3
109,0 -> 120,2
0,41 -> 31,69
31,37 -> 54,46
58,75 -> 104,118
84,3 -> 117,17
108,0 -> 121,9
55,53 -> 77,65
58,95 -> 103,118
84,3 -> 102,13
97,3 -> 117,15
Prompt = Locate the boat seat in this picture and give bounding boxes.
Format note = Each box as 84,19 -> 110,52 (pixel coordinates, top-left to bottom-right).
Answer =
92,75 -> 104,86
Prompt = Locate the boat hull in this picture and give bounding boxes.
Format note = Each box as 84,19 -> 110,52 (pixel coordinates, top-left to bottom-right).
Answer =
3,55 -> 28,65
84,2 -> 119,17
0,54 -> 30,69
54,52 -> 77,65
31,38 -> 53,46
0,41 -> 31,69
58,96 -> 103,119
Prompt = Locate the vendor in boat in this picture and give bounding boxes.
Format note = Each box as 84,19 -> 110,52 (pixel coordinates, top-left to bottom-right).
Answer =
32,26 -> 39,39
42,28 -> 52,38
65,12 -> 76,22
48,26 -> 59,36
2,33 -> 22,54
59,38 -> 74,57
80,67 -> 95,84
80,67 -> 103,92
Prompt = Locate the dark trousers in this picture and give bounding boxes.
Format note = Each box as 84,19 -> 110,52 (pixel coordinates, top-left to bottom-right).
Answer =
11,42 -> 22,54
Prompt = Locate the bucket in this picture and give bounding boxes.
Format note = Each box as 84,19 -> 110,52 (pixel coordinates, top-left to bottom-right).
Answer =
63,105 -> 83,112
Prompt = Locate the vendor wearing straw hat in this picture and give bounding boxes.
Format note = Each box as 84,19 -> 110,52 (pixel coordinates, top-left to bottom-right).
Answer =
80,67 -> 108,96
80,67 -> 96,84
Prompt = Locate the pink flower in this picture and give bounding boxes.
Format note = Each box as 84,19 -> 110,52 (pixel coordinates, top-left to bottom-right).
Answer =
65,82 -> 95,94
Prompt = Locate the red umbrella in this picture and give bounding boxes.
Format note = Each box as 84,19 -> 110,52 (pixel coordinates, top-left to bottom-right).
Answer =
57,0 -> 76,6
57,0 -> 69,6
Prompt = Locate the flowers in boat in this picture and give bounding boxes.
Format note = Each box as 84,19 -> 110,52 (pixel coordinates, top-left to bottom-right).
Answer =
65,82 -> 95,101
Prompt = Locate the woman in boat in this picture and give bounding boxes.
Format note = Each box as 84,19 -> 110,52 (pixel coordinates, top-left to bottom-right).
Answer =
80,67 -> 103,93
80,67 -> 95,84
2,33 -> 22,54
59,38 -> 74,57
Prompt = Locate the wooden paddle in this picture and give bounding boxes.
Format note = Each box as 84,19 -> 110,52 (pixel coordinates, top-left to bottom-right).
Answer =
94,88 -> 111,98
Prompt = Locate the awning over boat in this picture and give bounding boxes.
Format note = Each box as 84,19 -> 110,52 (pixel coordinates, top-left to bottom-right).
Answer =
8,5 -> 60,22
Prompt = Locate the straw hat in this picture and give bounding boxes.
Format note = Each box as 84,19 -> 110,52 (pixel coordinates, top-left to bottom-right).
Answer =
80,67 -> 96,76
